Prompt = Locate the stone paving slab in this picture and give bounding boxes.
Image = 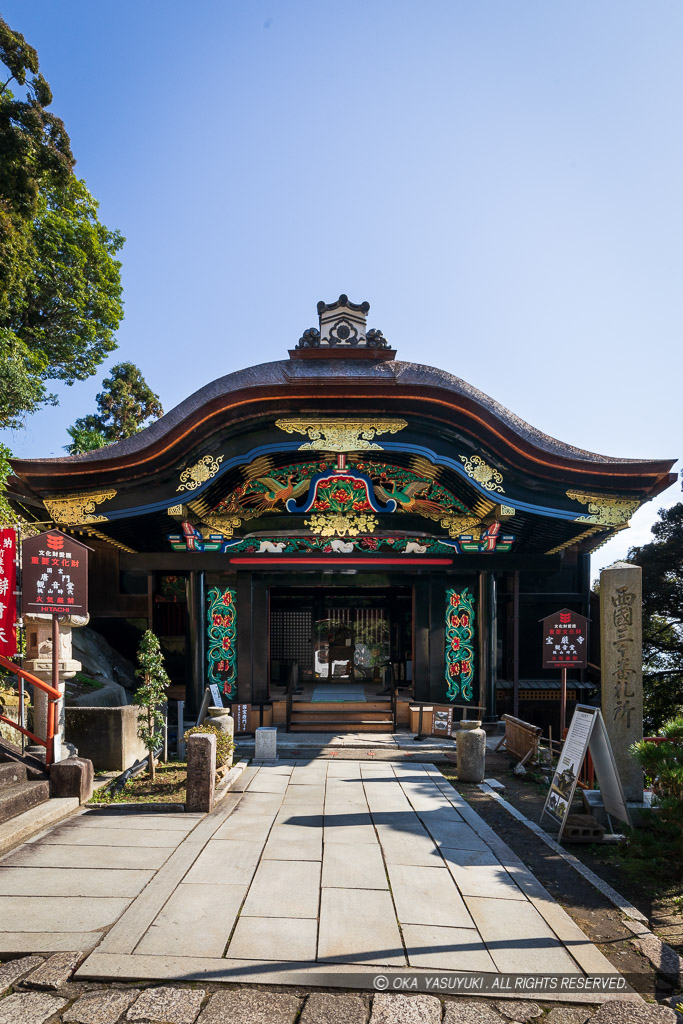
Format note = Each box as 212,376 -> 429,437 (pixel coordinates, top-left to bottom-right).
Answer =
241,859 -> 321,918
0,758 -> 632,1001
0,867 -> 153,898
0,991 -> 68,1024
135,881 -> 247,957
126,986 -> 205,1023
386,863 -> 474,928
38,827 -> 181,848
22,951 -> 84,990
299,992 -> 369,1024
63,989 -> 140,1024
401,923 -> 497,971
439,848 -> 526,900
74,814 -> 198,831
318,887 -> 406,966
464,895 -> 581,974
0,957 -> 44,997
0,933 -> 103,955
0,843 -> 171,871
322,842 -> 388,889
197,990 -> 301,1024
183,839 -> 264,885
369,993 -> 442,1024
0,896 -> 130,933
227,915 -> 318,961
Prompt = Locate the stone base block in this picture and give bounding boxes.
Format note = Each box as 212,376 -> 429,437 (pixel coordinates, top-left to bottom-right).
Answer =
49,757 -> 94,804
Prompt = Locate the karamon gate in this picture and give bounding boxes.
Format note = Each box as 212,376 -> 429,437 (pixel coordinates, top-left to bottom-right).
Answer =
7,296 -> 675,733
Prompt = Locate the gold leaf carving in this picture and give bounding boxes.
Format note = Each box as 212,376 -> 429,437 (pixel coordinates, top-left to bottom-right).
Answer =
276,418 -> 407,452
202,515 -> 242,539
177,455 -> 224,492
304,512 -> 378,537
167,504 -> 185,517
566,490 -> 640,526
439,514 -> 482,539
459,455 -> 504,493
44,490 -> 117,525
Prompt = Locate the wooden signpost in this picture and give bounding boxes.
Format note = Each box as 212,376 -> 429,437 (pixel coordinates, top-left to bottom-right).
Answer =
541,703 -> 630,842
541,607 -> 588,735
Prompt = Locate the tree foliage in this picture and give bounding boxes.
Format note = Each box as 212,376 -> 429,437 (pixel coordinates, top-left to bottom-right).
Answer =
627,486 -> 683,731
0,17 -> 124,429
65,362 -> 163,453
133,630 -> 169,781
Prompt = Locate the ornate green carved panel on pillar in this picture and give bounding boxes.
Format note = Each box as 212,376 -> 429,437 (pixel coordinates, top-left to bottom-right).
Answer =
445,587 -> 475,702
206,586 -> 237,698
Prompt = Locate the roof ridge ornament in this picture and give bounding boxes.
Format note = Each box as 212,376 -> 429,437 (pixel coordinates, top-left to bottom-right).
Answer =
295,294 -> 392,354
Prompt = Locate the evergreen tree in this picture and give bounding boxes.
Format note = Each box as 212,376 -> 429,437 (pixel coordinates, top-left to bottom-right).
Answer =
66,362 -> 163,452
627,484 -> 683,730
0,18 -> 124,428
133,631 -> 170,781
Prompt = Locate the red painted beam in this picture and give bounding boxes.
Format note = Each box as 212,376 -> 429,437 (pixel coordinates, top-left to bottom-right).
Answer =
228,557 -> 453,566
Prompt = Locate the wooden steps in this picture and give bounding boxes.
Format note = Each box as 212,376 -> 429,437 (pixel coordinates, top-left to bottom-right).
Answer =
288,700 -> 394,733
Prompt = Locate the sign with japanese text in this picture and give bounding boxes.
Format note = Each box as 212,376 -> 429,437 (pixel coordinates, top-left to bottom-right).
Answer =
0,528 -> 17,656
22,531 -> 89,615
541,704 -> 630,841
541,608 -> 588,669
233,704 -> 250,733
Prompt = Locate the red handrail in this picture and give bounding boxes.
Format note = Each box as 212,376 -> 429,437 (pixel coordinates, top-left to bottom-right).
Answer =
0,654 -> 61,765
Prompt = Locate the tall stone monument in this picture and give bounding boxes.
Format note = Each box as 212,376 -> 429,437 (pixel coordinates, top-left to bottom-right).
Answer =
600,561 -> 644,802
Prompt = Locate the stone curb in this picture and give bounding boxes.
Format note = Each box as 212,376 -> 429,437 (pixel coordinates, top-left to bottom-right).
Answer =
476,783 -> 648,923
475,782 -> 682,988
214,759 -> 248,803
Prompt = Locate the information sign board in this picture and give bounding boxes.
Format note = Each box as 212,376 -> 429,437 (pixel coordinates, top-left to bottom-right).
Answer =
209,683 -> 224,708
22,531 -> 89,615
541,608 -> 588,669
541,703 -> 630,841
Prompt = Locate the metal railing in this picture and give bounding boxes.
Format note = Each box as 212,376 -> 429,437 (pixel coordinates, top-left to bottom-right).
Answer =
0,654 -> 61,765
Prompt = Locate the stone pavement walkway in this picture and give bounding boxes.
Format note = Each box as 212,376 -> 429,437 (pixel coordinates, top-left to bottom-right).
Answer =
0,759 -> 631,1003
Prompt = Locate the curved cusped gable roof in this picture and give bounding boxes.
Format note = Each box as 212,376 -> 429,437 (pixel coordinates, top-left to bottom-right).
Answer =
10,356 -> 676,498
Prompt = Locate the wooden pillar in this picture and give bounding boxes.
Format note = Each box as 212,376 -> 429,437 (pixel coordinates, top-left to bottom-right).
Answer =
185,571 -> 205,718
512,570 -> 520,718
413,578 -> 430,702
478,571 -> 497,721
428,574 -> 446,702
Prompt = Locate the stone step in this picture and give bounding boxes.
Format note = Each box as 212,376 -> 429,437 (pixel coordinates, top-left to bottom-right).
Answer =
0,761 -> 27,788
0,779 -> 51,825
0,795 -> 80,858
289,720 -> 394,732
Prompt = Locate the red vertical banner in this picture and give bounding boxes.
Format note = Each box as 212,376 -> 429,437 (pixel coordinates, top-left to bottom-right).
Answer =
0,528 -> 17,657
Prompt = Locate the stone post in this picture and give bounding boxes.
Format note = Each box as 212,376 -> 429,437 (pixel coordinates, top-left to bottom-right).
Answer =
600,561 -> 643,802
456,719 -> 486,783
23,613 -> 89,762
254,726 -> 277,763
185,732 -> 216,813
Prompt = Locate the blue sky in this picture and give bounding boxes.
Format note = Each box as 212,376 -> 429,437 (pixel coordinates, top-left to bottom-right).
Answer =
1,1 -> 680,573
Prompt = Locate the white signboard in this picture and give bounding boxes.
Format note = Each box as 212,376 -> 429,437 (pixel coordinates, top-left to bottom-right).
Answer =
209,684 -> 224,708
541,704 -> 630,841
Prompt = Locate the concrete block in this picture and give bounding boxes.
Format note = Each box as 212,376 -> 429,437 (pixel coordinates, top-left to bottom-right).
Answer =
185,733 -> 216,814
49,757 -> 93,803
65,706 -> 147,771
